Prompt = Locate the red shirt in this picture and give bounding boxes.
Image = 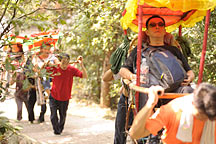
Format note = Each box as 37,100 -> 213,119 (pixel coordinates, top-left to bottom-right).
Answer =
50,65 -> 83,101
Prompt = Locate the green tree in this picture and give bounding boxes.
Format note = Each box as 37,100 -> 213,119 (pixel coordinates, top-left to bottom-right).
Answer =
0,0 -> 129,108
59,0 -> 128,107
179,9 -> 216,85
1,0 -> 215,108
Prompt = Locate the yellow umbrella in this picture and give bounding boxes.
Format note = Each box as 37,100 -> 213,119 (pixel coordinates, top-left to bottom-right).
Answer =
121,0 -> 216,32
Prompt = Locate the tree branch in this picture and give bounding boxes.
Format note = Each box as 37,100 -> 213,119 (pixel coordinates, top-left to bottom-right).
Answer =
17,5 -> 72,20
0,0 -> 11,23
17,8 -> 41,19
206,62 -> 216,66
43,7 -> 73,11
0,0 -> 18,40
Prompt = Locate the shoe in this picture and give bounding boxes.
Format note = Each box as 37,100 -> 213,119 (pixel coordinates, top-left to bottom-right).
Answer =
29,121 -> 34,124
54,131 -> 61,135
17,118 -> 22,121
37,119 -> 44,123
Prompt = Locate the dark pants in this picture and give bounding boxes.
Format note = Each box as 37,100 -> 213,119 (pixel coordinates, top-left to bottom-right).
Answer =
38,103 -> 47,122
28,88 -> 36,122
28,88 -> 47,122
114,94 -> 133,144
49,94 -> 69,134
175,85 -> 194,93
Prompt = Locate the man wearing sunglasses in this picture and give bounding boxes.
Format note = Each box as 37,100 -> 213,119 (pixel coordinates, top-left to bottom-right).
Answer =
118,15 -> 195,143
120,15 -> 194,95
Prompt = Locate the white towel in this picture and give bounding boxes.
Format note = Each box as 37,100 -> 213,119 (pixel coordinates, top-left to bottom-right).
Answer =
200,120 -> 215,144
176,95 -> 215,143
176,95 -> 194,142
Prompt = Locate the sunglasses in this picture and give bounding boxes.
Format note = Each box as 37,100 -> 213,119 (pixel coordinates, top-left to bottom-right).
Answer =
149,22 -> 165,28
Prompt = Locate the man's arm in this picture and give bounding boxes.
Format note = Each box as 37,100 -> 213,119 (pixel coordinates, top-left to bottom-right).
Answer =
77,56 -> 88,79
102,69 -> 114,82
119,67 -> 136,81
80,63 -> 87,78
129,86 -> 164,139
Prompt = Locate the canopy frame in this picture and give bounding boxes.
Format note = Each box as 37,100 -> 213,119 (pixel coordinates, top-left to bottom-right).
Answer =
134,5 -> 211,112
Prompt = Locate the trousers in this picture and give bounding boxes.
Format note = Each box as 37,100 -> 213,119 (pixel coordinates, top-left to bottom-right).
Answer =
28,88 -> 47,122
49,94 -> 69,134
114,94 -> 133,144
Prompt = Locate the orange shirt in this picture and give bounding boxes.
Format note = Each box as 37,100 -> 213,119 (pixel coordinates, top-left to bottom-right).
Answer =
145,96 -> 216,144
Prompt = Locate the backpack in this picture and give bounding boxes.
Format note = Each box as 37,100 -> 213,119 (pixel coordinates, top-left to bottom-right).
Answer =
110,36 -> 131,74
134,46 -> 187,92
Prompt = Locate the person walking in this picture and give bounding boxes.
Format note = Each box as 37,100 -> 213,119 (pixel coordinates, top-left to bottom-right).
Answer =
48,53 -> 87,135
28,43 -> 59,123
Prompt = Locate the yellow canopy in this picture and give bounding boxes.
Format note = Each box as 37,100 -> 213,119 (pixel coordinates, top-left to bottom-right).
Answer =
120,0 -> 216,32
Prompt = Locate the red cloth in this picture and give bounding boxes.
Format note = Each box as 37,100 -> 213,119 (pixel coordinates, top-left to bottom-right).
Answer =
50,65 -> 83,101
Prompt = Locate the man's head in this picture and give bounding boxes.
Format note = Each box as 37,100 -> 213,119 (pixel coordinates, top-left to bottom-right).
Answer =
146,15 -> 165,29
40,43 -> 52,56
59,53 -> 70,70
9,43 -> 24,60
145,15 -> 166,40
10,42 -> 23,53
193,83 -> 216,121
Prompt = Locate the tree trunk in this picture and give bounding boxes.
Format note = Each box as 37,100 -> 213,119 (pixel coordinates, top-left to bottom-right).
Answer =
100,53 -> 111,108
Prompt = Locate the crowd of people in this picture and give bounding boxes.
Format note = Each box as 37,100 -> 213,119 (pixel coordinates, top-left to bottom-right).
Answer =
1,42 -> 87,135
1,14 -> 216,143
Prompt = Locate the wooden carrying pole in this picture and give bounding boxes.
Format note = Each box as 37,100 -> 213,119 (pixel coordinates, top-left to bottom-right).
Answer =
198,10 -> 211,84
124,79 -> 189,99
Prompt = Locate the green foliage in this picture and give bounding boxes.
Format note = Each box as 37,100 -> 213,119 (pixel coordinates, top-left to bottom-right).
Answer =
176,36 -> 191,61
0,0 -> 129,102
175,9 -> 216,84
109,81 -> 122,99
1,0 -> 215,106
0,111 -> 20,142
58,0 -> 128,100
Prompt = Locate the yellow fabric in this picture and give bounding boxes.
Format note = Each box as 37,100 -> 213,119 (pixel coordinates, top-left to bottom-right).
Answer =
120,0 -> 216,32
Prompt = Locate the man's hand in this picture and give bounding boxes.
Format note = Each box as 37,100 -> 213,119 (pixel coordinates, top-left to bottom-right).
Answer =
147,85 -> 164,107
181,77 -> 191,86
130,74 -> 137,83
77,56 -> 83,65
76,56 -> 87,78
181,70 -> 195,86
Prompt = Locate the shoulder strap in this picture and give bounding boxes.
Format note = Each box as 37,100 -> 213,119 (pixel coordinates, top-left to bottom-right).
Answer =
143,46 -> 168,56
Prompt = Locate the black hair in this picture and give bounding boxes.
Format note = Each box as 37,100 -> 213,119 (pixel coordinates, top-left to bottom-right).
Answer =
146,15 -> 166,29
193,83 -> 216,120
40,43 -> 51,49
58,53 -> 70,61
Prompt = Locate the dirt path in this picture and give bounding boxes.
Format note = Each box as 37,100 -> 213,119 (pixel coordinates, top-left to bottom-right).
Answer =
0,97 -> 116,144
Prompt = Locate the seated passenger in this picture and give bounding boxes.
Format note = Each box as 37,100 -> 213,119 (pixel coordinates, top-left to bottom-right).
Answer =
119,15 -> 195,108
113,19 -> 189,143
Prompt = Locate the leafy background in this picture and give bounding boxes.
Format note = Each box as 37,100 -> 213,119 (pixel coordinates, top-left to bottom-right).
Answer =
0,0 -> 215,107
